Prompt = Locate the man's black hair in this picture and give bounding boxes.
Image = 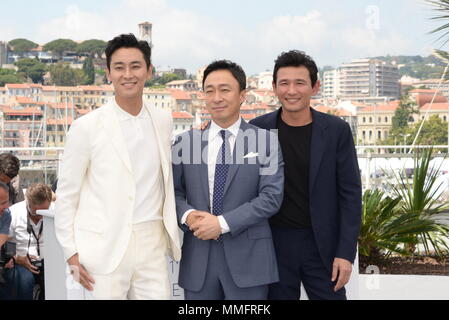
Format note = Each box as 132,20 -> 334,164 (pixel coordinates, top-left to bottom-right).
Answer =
273,50 -> 319,87
0,153 -> 20,179
105,33 -> 152,70
203,60 -> 246,92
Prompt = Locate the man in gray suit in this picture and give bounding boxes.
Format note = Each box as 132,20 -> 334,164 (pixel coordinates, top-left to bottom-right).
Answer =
172,60 -> 284,300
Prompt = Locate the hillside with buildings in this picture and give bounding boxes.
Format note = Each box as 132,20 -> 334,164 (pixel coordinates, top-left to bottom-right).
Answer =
0,23 -> 448,151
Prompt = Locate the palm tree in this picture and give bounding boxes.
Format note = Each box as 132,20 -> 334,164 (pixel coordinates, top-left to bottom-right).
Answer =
359,189 -> 438,265
388,148 -> 449,255
428,0 -> 449,46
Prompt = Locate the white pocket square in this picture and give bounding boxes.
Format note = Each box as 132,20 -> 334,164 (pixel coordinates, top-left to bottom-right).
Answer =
243,152 -> 259,159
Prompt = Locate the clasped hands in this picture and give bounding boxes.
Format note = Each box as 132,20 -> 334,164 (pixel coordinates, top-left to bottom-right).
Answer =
187,210 -> 221,240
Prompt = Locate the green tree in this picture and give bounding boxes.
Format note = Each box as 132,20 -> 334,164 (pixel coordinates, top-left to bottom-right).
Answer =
14,58 -> 47,83
76,39 -> 107,57
8,38 -> 39,56
0,68 -> 16,76
83,57 -> 95,85
410,115 -> 448,146
392,96 -> 417,131
0,74 -> 24,86
49,63 -> 87,86
43,39 -> 77,58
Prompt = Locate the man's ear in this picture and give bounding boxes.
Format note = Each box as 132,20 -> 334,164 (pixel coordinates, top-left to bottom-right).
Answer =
312,79 -> 321,95
147,64 -> 153,81
106,68 -> 111,83
239,89 -> 247,106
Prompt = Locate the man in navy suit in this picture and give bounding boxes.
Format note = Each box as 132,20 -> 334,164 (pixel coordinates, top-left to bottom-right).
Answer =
172,60 -> 284,300
250,50 -> 361,300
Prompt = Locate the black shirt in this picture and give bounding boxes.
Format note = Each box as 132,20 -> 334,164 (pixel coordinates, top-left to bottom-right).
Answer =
270,114 -> 312,229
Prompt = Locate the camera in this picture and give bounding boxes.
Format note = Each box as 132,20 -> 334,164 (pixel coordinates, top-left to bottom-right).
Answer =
30,259 -> 44,271
0,242 -> 16,284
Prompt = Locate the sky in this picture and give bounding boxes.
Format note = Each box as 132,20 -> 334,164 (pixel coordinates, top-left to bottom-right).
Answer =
0,0 -> 445,75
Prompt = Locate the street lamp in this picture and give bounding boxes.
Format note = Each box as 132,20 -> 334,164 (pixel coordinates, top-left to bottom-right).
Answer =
399,133 -> 411,154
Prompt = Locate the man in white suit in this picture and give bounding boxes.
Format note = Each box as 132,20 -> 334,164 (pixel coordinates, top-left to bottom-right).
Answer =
55,34 -> 181,300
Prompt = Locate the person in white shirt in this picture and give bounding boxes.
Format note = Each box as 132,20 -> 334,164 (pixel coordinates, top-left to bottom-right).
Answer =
0,183 -> 52,300
55,33 -> 181,300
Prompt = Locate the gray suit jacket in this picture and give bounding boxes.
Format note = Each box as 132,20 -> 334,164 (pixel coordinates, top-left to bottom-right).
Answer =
172,120 -> 284,291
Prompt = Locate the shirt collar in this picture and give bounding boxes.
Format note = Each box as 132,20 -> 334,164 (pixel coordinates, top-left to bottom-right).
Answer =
209,117 -> 242,140
113,100 -> 148,121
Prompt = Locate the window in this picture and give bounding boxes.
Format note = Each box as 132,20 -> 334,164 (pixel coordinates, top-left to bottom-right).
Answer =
444,116 -> 447,122
378,117 -> 381,123
369,131 -> 372,140
369,117 -> 372,123
378,131 -> 381,139
363,117 -> 366,123
385,117 -> 388,123
362,131 -> 366,140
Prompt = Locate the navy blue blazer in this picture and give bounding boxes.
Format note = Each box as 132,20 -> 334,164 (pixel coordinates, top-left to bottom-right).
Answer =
250,108 -> 362,271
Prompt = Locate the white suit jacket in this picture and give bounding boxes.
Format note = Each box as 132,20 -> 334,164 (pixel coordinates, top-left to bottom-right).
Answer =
55,100 -> 181,275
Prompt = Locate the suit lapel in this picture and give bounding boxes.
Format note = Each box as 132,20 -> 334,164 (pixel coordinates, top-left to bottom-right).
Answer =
309,108 -> 328,194
102,102 -> 133,174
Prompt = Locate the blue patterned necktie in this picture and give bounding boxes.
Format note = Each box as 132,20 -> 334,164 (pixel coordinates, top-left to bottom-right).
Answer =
212,130 -> 232,215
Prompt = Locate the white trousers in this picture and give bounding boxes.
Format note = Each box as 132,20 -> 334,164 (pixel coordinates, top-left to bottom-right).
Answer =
86,220 -> 170,300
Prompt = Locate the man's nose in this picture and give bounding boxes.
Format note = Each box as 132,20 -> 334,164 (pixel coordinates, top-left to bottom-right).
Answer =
212,91 -> 223,102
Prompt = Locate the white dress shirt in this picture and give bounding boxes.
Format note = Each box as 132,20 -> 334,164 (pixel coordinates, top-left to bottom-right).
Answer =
182,118 -> 242,234
8,201 -> 45,258
114,102 -> 164,224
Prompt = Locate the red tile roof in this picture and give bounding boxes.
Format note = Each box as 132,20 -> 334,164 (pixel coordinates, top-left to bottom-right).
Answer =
420,102 -> 449,111
415,94 -> 447,108
56,86 -> 83,92
5,84 -> 30,89
169,89 -> 191,100
79,85 -> 104,92
47,117 -> 73,125
172,111 -> 193,119
2,106 -> 42,116
359,101 -> 400,113
15,96 -> 38,104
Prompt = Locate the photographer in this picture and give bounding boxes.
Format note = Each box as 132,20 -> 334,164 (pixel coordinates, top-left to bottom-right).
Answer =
0,182 -> 11,248
0,184 -> 52,300
0,153 -> 24,206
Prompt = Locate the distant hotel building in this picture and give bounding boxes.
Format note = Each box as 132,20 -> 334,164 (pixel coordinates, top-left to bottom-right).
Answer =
323,59 -> 400,104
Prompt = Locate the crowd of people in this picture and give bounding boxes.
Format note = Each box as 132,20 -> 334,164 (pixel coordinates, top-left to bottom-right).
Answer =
0,153 -> 53,300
